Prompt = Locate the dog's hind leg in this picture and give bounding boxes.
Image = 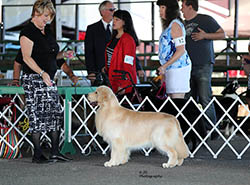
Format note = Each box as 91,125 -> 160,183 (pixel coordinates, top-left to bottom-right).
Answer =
158,145 -> 178,168
177,158 -> 184,166
152,125 -> 178,168
175,137 -> 189,166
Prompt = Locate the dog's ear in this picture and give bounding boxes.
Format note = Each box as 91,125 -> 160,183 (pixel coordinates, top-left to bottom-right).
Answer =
97,88 -> 110,105
102,90 -> 110,103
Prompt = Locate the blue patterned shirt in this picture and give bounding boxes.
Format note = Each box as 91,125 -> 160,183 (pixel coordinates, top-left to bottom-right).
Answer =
158,19 -> 191,70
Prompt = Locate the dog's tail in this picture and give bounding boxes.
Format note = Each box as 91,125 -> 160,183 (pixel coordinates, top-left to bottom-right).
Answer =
174,119 -> 190,159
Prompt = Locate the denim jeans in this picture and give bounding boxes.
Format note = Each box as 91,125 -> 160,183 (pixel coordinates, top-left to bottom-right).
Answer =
186,64 -> 217,130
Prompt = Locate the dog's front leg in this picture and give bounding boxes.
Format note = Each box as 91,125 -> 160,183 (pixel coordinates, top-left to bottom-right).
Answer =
104,146 -> 117,167
120,149 -> 130,165
104,139 -> 125,167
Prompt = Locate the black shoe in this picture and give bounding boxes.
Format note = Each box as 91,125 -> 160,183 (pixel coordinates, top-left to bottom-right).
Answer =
49,153 -> 72,162
32,154 -> 49,164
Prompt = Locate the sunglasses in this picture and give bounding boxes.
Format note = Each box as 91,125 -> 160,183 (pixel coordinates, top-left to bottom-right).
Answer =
106,8 -> 116,12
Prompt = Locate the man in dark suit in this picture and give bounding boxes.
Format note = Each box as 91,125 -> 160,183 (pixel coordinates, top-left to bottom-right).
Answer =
84,1 -> 115,84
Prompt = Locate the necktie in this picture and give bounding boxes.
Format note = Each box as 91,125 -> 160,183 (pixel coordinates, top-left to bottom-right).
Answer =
106,24 -> 111,42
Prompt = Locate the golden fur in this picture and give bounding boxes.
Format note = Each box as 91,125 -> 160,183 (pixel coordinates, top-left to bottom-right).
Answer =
87,85 -> 189,168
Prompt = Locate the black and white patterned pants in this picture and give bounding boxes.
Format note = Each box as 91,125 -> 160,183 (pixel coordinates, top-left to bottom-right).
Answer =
22,73 -> 63,133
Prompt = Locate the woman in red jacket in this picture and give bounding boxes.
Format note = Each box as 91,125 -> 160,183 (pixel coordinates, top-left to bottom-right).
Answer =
105,10 -> 139,94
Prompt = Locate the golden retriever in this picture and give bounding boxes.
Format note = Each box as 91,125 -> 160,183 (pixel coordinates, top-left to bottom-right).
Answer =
87,85 -> 189,168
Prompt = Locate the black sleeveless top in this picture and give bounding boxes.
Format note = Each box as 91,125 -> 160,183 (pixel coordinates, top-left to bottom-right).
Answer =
19,22 -> 60,79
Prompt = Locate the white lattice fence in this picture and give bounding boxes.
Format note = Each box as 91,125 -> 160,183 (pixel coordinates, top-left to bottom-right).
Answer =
70,95 -> 250,159
1,93 -> 250,159
0,94 -> 65,156
0,94 -> 32,153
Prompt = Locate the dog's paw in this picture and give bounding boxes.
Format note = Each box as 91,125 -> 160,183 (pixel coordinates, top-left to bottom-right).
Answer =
177,158 -> 184,166
162,162 -> 177,168
120,159 -> 128,165
104,161 -> 117,167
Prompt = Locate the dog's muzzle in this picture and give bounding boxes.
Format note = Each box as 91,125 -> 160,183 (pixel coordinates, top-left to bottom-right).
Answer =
89,101 -> 98,107
87,94 -> 98,107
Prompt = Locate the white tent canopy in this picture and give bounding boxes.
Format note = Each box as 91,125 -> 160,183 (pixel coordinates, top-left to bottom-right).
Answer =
2,0 -> 156,40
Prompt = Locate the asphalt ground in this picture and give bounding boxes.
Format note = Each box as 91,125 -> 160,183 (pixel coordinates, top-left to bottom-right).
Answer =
1,136 -> 250,185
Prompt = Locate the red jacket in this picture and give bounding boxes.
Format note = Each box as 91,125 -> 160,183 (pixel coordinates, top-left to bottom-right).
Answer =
105,33 -> 137,94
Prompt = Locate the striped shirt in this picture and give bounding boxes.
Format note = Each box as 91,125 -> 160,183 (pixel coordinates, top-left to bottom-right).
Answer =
106,38 -> 120,68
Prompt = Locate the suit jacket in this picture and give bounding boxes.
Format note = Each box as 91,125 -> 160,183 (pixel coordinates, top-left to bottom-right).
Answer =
85,20 -> 110,74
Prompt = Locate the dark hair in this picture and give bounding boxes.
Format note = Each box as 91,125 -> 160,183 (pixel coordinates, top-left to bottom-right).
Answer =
112,10 -> 139,46
181,0 -> 199,11
156,0 -> 183,29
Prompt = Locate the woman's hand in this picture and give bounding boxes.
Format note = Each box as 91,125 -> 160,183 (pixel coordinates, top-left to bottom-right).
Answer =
41,72 -> 52,86
242,56 -> 247,65
63,50 -> 74,59
157,66 -> 165,75
242,54 -> 250,61
137,70 -> 145,78
117,87 -> 125,95
242,55 -> 250,65
70,75 -> 79,85
101,67 -> 106,73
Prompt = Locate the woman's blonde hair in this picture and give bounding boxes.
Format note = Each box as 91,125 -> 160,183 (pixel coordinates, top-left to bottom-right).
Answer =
31,0 -> 55,20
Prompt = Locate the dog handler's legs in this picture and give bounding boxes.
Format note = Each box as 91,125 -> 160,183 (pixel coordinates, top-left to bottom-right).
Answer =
32,132 -> 42,158
50,130 -> 60,155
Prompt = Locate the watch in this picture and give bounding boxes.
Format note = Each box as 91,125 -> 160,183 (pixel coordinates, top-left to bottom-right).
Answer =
39,70 -> 44,77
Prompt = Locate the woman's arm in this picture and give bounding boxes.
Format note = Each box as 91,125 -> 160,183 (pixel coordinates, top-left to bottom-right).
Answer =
242,54 -> 250,61
158,22 -> 185,75
11,61 -> 22,86
61,62 -> 79,84
20,36 -> 52,86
